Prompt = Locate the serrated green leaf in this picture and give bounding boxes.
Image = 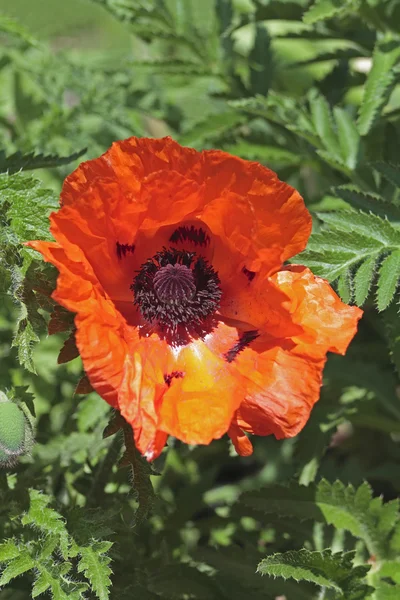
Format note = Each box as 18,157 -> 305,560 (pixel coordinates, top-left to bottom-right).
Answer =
78,545 -> 113,600
376,250 -> 400,311
354,256 -> 377,305
334,185 -> 400,222
383,302 -> 400,376
311,95 -> 341,160
179,111 -> 244,146
299,209 -> 400,306
337,270 -> 353,303
0,148 -> 86,175
372,162 -> 400,189
358,39 -> 400,135
257,549 -> 371,599
31,562 -> 85,600
240,479 -> 399,558
0,551 -> 35,586
317,149 -> 352,175
0,540 -> 20,562
303,0 -> 355,25
230,94 -> 321,146
12,318 -> 40,374
0,173 -> 58,243
21,490 -> 69,557
31,571 -> 52,597
320,211 -> 399,246
334,107 -> 360,169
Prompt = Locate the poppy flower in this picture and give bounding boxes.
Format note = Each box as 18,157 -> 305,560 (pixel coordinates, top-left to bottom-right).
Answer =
28,137 -> 362,460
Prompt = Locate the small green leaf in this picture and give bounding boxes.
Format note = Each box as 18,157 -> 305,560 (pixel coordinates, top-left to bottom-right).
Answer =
0,540 -> 20,562
21,489 -> 69,557
299,209 -> 400,307
32,571 -> 52,597
0,551 -> 35,586
333,107 -> 360,169
0,173 -> 58,243
12,316 -> 40,374
0,148 -> 86,175
311,95 -> 341,160
257,549 -> 371,599
372,162 -> 400,189
383,301 -> 400,376
337,270 -> 353,303
353,256 -> 377,305
303,0 -> 351,25
358,38 -> 400,135
376,250 -> 400,311
224,142 -> 301,167
78,544 -> 113,600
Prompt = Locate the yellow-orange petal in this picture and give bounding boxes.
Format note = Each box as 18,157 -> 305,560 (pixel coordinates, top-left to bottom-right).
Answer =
272,265 -> 363,359
158,333 -> 245,445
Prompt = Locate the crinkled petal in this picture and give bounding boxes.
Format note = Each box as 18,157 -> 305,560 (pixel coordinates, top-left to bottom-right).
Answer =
226,266 -> 362,441
233,345 -> 325,438
62,137 -> 312,283
272,265 -> 363,358
118,334 -> 173,459
158,329 -> 245,445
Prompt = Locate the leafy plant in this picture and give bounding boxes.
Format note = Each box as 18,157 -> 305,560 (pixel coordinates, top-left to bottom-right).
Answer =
0,0 -> 399,598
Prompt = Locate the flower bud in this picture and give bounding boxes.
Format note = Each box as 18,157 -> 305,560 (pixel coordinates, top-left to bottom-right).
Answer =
0,392 -> 32,468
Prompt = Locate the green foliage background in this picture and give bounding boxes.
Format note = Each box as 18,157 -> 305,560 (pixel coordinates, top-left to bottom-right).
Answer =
0,0 -> 400,598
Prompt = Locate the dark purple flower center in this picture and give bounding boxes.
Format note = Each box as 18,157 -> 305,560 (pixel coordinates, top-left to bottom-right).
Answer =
131,248 -> 221,340
153,263 -> 196,304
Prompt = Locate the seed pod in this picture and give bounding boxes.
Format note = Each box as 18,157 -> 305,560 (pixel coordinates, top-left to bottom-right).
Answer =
0,392 -> 30,468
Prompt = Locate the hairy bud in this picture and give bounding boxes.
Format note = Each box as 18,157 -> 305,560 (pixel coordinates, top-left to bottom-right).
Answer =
0,391 -> 34,468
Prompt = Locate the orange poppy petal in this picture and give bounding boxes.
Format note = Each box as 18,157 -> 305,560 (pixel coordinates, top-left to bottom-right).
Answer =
234,345 -> 326,438
62,137 -> 312,282
228,421 -> 253,456
158,334 -> 244,445
220,266 -> 303,338
198,150 -> 312,272
272,265 -> 363,359
226,267 -> 362,441
118,334 -> 173,459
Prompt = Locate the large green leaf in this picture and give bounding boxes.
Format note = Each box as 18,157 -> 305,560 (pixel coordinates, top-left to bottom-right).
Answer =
257,549 -> 371,599
299,209 -> 400,308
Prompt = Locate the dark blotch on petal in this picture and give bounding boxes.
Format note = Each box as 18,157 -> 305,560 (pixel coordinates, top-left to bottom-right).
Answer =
164,371 -> 184,386
242,266 -> 256,282
170,226 -> 210,247
116,242 -> 135,259
224,330 -> 259,363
